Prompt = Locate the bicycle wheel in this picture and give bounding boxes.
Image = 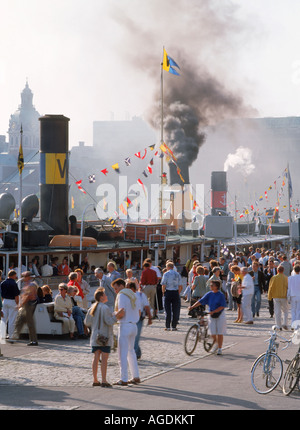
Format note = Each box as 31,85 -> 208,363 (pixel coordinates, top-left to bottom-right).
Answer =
282,356 -> 300,396
184,324 -> 199,355
203,327 -> 214,352
251,352 -> 283,394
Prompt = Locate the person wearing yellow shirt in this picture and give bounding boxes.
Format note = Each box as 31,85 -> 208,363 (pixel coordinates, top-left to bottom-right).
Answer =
268,265 -> 288,330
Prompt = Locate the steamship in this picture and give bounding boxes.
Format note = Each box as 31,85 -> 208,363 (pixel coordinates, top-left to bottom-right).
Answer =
0,115 -> 290,283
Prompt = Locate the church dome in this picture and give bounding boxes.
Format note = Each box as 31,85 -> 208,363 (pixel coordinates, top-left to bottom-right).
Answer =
8,80 -> 41,153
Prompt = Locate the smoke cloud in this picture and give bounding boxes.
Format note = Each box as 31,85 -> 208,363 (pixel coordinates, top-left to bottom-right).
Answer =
224,146 -> 255,176
109,0 -> 257,167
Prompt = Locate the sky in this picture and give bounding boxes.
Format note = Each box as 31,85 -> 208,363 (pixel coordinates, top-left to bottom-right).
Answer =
1,0 -> 300,150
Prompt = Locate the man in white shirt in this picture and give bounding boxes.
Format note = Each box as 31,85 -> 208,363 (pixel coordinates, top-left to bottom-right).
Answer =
112,278 -> 140,386
241,267 -> 254,324
287,265 -> 300,325
40,261 -> 53,277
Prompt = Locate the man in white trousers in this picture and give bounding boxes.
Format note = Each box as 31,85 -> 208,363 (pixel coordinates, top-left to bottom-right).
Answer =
287,264 -> 300,327
0,270 -> 20,340
240,267 -> 254,324
112,278 -> 140,386
268,265 -> 289,330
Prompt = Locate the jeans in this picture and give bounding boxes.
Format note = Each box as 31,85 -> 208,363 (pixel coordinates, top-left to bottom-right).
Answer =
251,286 -> 261,316
164,290 -> 180,329
134,316 -> 144,359
72,306 -> 85,335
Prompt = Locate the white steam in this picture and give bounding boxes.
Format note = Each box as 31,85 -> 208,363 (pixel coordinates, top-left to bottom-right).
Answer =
224,146 -> 255,176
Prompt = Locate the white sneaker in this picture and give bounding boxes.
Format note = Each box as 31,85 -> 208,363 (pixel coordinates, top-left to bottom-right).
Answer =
217,348 -> 222,355
211,344 -> 218,353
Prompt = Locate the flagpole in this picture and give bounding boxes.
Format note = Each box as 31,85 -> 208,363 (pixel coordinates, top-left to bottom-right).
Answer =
159,47 -> 164,222
287,163 -> 292,248
17,125 -> 23,280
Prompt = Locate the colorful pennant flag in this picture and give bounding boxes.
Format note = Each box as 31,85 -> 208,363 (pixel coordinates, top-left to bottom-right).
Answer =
108,218 -> 117,228
124,157 -> 131,166
125,197 -> 132,208
112,163 -> 120,173
88,174 -> 95,183
76,180 -> 86,194
163,48 -> 180,76
137,178 -> 146,196
135,150 -> 147,160
101,168 -> 109,176
119,203 -> 127,216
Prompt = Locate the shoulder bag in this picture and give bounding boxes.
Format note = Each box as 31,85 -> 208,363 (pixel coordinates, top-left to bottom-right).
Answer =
96,305 -> 109,347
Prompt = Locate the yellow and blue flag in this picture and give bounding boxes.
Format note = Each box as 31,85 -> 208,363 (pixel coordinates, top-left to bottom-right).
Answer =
17,141 -> 24,174
163,48 -> 180,76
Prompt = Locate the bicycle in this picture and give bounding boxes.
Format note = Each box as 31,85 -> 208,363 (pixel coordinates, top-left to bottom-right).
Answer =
282,323 -> 300,396
184,311 -> 214,355
251,325 -> 290,394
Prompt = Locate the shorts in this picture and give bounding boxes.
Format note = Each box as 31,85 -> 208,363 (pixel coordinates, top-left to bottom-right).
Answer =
92,345 -> 111,354
233,294 -> 242,305
208,311 -> 227,336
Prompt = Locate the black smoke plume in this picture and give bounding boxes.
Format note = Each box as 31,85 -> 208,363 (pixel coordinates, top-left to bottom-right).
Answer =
110,0 -> 257,168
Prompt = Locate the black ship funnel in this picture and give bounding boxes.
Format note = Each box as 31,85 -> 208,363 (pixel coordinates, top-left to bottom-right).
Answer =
39,115 -> 70,235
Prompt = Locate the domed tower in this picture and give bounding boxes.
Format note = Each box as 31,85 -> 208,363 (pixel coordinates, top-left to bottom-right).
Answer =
8,80 -> 41,155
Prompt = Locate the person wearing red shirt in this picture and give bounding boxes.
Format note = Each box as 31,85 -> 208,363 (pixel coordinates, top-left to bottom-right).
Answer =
58,258 -> 71,277
67,272 -> 84,300
140,262 -> 158,313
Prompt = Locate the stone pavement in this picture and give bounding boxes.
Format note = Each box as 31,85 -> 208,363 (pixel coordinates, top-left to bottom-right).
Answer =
0,295 -> 293,389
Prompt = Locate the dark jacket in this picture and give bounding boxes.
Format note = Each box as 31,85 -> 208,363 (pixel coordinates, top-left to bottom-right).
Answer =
249,269 -> 265,293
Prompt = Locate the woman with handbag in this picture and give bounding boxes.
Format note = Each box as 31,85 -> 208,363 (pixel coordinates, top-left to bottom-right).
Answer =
84,288 -> 124,387
188,280 -> 227,355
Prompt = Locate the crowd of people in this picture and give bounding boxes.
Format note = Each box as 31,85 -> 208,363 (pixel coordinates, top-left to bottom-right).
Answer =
1,245 -> 300,386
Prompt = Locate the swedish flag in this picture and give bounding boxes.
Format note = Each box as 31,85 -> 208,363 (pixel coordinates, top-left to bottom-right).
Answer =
163,48 -> 180,76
